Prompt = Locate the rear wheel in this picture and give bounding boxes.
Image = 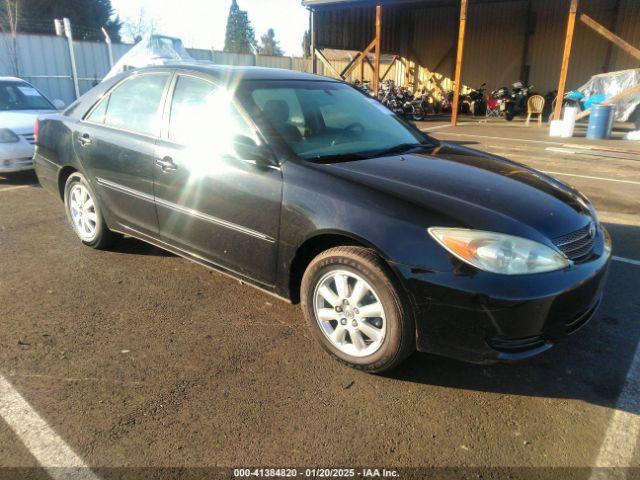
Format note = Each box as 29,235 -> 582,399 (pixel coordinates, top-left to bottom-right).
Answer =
64,172 -> 119,249
301,246 -> 415,373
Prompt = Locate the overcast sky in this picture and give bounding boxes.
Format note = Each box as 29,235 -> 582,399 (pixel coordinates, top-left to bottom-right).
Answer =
111,0 -> 310,56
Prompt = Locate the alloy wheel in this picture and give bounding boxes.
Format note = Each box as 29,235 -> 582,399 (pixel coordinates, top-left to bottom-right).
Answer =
68,183 -> 98,242
313,269 -> 386,357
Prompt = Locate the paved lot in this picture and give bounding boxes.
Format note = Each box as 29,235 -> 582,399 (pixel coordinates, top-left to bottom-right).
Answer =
0,120 -> 639,479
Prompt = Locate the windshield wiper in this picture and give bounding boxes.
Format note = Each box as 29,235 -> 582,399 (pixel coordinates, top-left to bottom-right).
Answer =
369,143 -> 431,158
307,152 -> 371,163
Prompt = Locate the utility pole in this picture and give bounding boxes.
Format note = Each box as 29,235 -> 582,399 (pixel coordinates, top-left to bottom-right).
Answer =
55,18 -> 80,99
102,27 -> 114,68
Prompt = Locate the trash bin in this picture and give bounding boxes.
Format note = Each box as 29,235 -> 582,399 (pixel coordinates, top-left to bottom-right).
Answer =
586,104 -> 614,139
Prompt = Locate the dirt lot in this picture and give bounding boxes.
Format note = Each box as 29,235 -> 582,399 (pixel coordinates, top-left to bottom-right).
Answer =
0,119 -> 639,479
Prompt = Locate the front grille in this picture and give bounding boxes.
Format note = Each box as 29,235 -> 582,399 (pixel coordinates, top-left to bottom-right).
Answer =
21,134 -> 35,145
552,223 -> 595,262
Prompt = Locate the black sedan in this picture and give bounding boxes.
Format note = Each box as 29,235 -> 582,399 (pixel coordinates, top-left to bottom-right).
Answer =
34,65 -> 611,372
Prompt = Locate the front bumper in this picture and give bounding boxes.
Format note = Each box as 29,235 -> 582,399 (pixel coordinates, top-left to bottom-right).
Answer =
1,140 -> 36,173
0,157 -> 34,173
394,227 -> 612,364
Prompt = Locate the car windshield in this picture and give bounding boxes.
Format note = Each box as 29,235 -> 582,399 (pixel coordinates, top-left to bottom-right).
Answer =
0,81 -> 55,111
238,80 -> 435,162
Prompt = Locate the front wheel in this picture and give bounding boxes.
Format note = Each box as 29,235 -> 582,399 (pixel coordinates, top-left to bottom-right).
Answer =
411,106 -> 426,121
301,246 -> 415,373
64,172 -> 119,249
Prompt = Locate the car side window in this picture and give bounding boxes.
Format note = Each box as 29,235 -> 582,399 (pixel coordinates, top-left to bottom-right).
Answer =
86,95 -> 108,124
96,73 -> 169,136
250,88 -> 305,138
168,75 -> 253,145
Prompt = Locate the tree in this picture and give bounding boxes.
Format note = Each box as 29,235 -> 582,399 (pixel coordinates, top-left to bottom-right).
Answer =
121,8 -> 158,44
223,0 -> 256,54
302,29 -> 311,58
0,0 -> 122,42
258,28 -> 283,56
0,0 -> 20,75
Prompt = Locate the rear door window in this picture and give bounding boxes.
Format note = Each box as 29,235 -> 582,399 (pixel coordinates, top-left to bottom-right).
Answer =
90,73 -> 169,136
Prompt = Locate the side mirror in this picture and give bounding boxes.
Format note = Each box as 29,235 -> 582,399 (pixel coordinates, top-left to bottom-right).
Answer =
53,99 -> 65,110
233,135 -> 274,166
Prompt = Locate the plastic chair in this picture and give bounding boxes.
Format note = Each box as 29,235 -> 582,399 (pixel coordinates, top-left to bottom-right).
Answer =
526,95 -> 545,126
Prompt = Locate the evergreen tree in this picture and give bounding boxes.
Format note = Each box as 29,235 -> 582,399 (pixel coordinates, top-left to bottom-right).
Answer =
0,0 -> 122,42
223,0 -> 257,54
302,29 -> 311,58
258,28 -> 283,56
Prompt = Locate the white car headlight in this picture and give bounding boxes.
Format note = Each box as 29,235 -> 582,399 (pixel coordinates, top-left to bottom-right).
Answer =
428,227 -> 570,275
0,128 -> 19,143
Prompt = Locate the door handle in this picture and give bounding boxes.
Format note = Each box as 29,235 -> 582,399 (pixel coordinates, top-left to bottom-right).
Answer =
78,133 -> 92,147
155,156 -> 178,172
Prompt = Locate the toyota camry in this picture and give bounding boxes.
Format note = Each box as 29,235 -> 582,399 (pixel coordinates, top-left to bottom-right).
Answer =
34,65 -> 611,372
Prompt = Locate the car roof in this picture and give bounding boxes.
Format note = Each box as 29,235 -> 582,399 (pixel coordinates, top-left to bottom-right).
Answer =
134,63 -> 340,83
0,76 -> 29,83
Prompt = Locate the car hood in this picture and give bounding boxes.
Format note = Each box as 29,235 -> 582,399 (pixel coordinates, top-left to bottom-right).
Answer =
0,110 -> 55,134
325,142 -> 593,240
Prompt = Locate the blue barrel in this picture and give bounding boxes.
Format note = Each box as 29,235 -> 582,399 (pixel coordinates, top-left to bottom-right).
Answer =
587,104 -> 614,139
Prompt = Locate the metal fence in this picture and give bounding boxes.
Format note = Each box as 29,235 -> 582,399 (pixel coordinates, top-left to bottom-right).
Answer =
0,33 -> 401,106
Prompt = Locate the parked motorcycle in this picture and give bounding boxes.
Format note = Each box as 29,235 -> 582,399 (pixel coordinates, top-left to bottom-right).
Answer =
463,83 -> 487,116
504,81 -> 534,121
486,87 -> 509,116
380,81 -> 430,121
353,79 -> 373,96
440,90 -> 454,113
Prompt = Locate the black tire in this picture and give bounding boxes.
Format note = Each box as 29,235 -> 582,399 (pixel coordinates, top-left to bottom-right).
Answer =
505,112 -> 515,121
300,246 -> 415,373
64,172 -> 119,249
412,109 -> 426,121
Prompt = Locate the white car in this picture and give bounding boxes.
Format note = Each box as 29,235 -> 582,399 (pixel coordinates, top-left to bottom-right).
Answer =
0,77 -> 64,174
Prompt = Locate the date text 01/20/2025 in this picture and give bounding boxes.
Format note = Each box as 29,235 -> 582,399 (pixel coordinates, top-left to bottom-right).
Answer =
233,468 -> 400,477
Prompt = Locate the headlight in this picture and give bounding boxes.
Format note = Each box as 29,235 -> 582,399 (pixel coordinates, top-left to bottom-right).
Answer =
428,227 -> 570,275
0,129 -> 19,143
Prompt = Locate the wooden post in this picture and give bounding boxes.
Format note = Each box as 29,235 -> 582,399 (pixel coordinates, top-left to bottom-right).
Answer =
451,0 -> 468,127
580,13 -> 640,62
380,56 -> 397,82
314,48 -> 342,78
553,0 -> 579,122
373,4 -> 382,96
340,38 -> 377,79
404,57 -> 411,87
310,9 -> 317,74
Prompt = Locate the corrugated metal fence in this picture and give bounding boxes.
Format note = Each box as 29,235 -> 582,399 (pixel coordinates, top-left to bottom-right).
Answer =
0,33 -> 402,105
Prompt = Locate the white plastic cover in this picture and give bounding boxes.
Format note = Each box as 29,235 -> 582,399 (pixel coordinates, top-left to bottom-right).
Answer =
104,34 -> 195,81
576,69 -> 640,122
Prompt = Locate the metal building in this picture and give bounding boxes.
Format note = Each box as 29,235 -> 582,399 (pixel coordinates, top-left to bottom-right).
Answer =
303,0 -> 640,125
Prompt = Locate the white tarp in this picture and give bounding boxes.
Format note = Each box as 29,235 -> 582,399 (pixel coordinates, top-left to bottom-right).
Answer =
577,69 -> 640,122
104,34 -> 194,80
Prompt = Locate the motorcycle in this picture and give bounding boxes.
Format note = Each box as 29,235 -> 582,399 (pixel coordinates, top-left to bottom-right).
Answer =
504,81 -> 534,121
463,83 -> 487,116
486,86 -> 509,117
380,82 -> 430,121
547,89 -> 607,120
440,90 -> 454,113
353,79 -> 373,96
